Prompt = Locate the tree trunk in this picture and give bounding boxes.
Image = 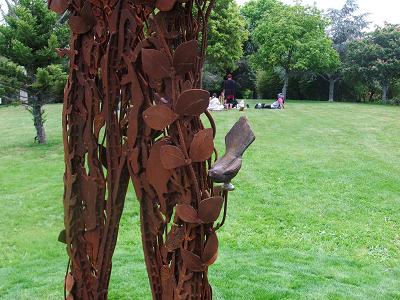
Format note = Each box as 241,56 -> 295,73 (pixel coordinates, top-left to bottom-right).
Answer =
32,104 -> 46,144
282,70 -> 289,99
381,83 -> 389,104
328,79 -> 335,102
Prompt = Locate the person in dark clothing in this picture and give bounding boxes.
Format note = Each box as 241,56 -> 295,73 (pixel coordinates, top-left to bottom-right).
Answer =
223,74 -> 237,110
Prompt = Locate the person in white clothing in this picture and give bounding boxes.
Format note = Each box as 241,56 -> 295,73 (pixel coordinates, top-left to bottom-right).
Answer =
208,93 -> 224,111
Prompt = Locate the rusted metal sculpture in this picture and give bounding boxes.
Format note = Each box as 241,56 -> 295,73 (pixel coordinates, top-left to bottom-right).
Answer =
50,0 -> 255,298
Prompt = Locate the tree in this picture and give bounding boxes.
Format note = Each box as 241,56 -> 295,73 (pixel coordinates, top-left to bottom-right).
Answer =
0,0 -> 68,143
255,68 -> 281,99
202,62 -> 223,92
204,0 -> 248,91
0,56 -> 27,103
240,0 -> 278,98
321,0 -> 370,101
240,0 -> 278,55
251,3 -> 339,98
345,24 -> 400,103
232,58 -> 257,98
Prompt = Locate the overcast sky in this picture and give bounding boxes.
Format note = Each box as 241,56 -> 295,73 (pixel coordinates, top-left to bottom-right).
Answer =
236,0 -> 399,27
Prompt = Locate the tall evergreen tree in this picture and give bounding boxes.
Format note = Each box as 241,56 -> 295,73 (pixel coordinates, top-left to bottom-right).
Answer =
0,0 -> 68,143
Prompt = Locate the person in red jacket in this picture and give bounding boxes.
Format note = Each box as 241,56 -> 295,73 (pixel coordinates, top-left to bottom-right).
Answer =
223,74 -> 237,110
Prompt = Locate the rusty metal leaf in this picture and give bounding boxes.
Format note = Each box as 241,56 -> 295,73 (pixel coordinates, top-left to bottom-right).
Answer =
202,231 -> 218,265
161,265 -> 171,281
175,204 -> 201,223
68,16 -> 92,34
181,80 -> 192,91
146,140 -> 171,214
129,148 -> 140,175
80,1 -> 95,26
131,39 -> 152,63
58,229 -> 66,244
165,225 -> 185,251
49,0 -> 69,14
198,196 -> 224,223
81,176 -> 98,231
160,265 -> 175,299
93,113 -> 104,139
84,229 -> 100,266
189,128 -> 214,162
66,272 -> 75,292
143,105 -> 178,130
173,40 -> 197,75
55,48 -> 72,58
148,35 -> 164,51
161,245 -> 169,262
147,140 -> 171,183
155,0 -> 177,11
181,249 -> 204,272
142,49 -> 171,80
160,145 -> 189,169
174,89 -> 209,116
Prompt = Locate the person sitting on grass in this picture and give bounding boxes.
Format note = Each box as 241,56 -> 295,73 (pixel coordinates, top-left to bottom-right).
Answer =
208,93 -> 224,111
265,93 -> 285,109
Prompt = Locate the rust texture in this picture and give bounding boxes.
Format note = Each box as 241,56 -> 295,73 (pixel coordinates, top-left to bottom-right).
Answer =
50,0 -> 255,298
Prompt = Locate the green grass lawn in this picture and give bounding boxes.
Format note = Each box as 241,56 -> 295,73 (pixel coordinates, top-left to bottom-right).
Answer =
1,101 -> 400,299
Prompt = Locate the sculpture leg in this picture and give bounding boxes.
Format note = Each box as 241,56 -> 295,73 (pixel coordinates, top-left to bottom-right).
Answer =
57,0 -> 224,298
60,1 -> 143,298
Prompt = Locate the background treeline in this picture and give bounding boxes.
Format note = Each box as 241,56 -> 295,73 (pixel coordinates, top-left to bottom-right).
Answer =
1,0 -> 399,142
203,0 -> 400,104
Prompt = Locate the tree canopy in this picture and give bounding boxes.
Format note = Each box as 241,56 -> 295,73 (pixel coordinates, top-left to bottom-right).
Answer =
241,0 -> 277,32
346,24 -> 400,103
203,0 -> 248,92
0,0 -> 398,108
318,0 -> 370,101
0,56 -> 27,101
206,0 -> 248,74
326,0 -> 370,56
240,0 -> 277,55
0,0 -> 68,74
251,3 -> 339,98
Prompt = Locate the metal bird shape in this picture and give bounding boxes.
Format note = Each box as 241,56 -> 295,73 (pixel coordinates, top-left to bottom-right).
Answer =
208,116 -> 255,190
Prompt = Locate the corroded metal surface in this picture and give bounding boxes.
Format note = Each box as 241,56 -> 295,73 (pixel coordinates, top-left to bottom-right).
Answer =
50,0 -> 254,299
